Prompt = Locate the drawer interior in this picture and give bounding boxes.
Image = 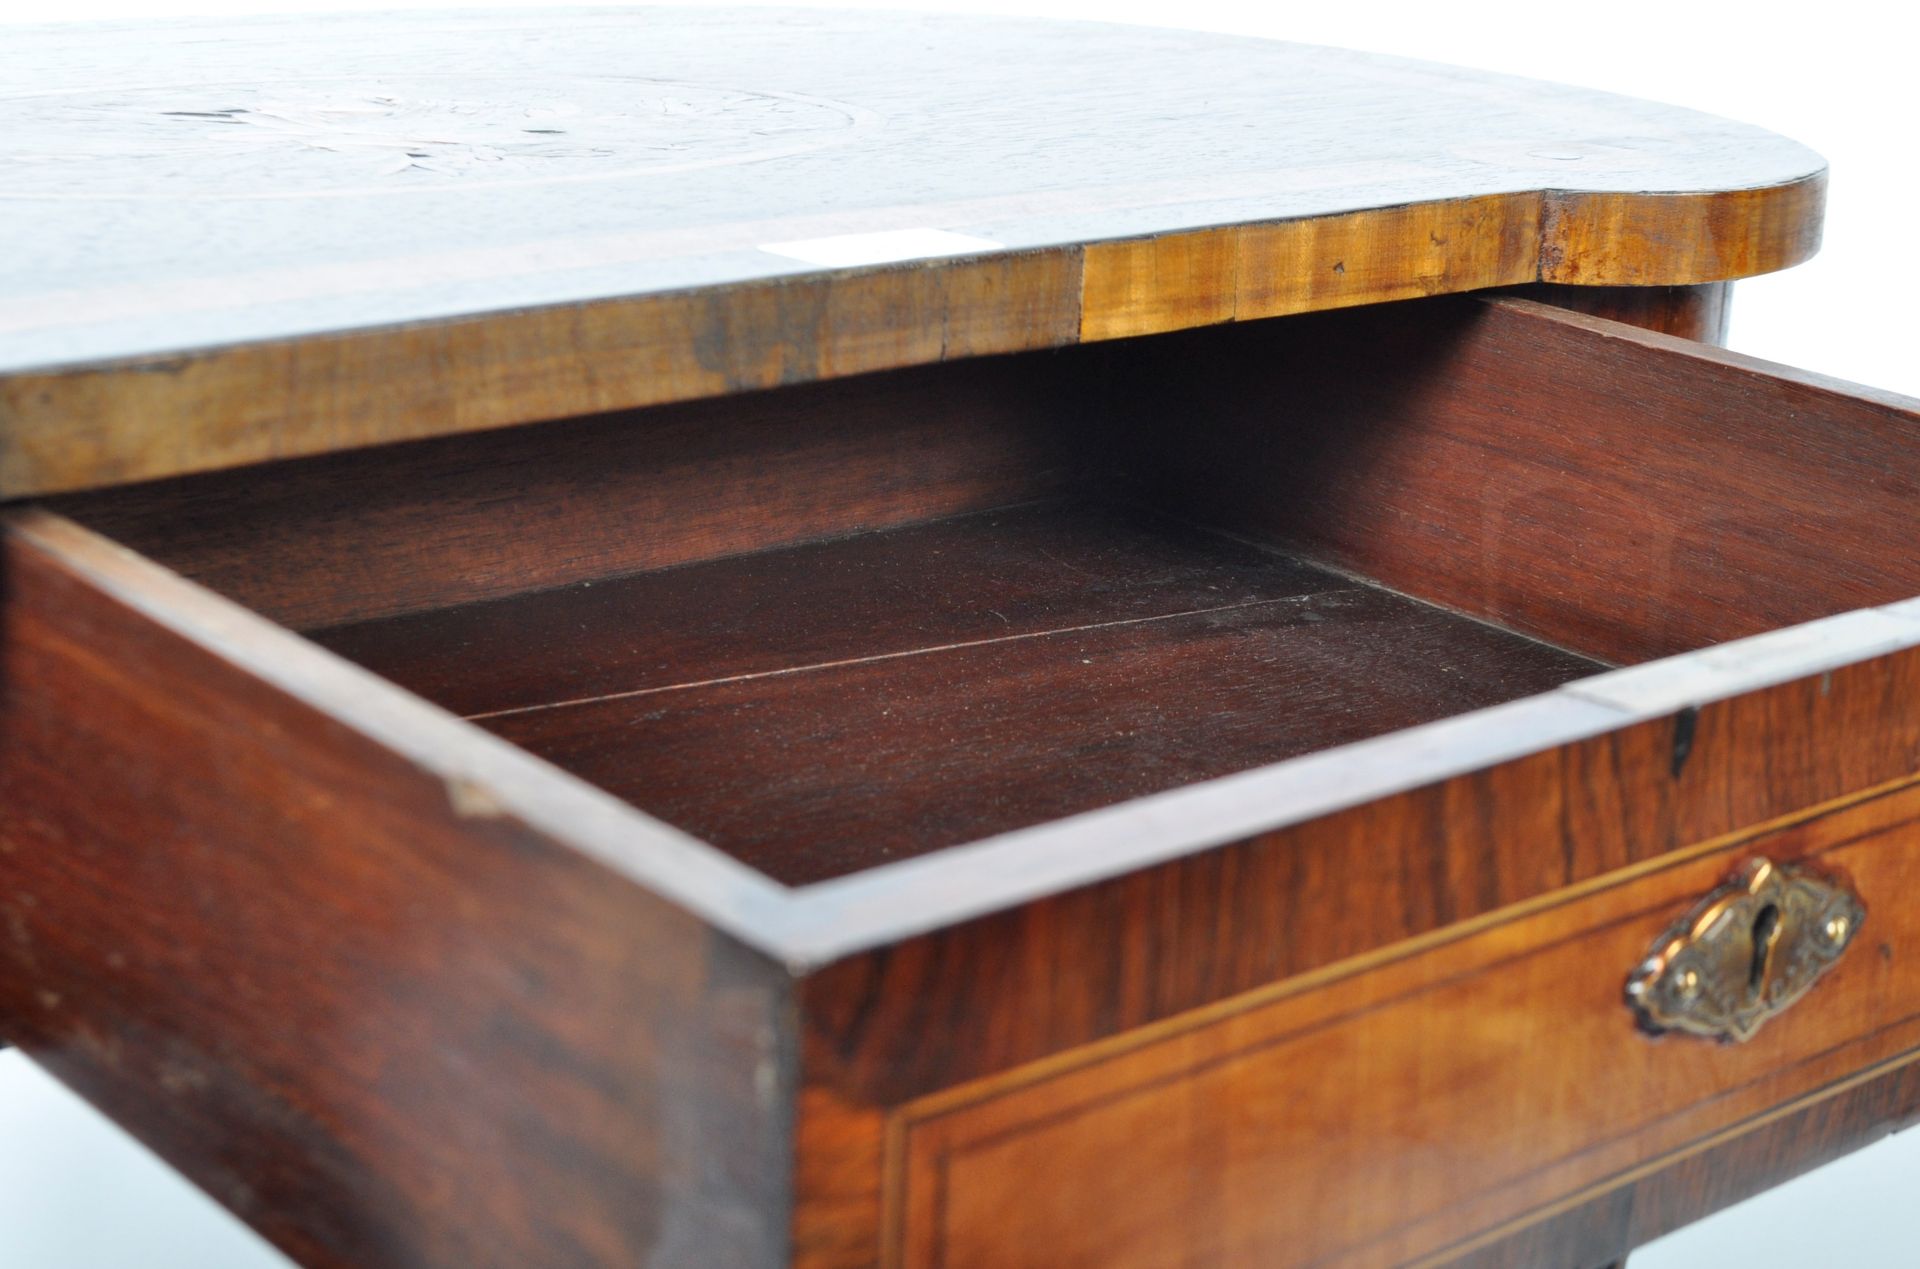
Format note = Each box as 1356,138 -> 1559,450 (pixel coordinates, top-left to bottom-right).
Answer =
309,498 -> 1599,883
53,293 -> 1920,885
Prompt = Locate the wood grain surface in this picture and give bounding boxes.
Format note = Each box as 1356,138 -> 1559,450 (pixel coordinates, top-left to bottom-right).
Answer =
887,780 -> 1920,1268
1113,295 -> 1920,667
0,9 -> 1823,496
0,509 -> 798,1267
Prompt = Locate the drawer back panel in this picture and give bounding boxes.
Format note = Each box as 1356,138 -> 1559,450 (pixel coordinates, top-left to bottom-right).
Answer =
53,351 -> 1108,630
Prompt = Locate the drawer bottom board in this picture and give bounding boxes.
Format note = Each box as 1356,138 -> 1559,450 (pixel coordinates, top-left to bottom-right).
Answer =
311,498 -> 1604,884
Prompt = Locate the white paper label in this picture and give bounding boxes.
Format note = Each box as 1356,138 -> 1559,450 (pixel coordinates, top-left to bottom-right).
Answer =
758,228 -> 1003,268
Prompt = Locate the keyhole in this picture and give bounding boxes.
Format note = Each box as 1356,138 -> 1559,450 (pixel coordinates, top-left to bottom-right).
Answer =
1749,902 -> 1783,998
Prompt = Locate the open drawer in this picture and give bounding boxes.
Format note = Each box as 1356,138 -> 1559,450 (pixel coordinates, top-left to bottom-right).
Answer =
9,294 -> 1920,1268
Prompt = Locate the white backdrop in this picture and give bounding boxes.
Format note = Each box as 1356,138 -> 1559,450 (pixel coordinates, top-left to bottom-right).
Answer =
2,2 -> 1916,1265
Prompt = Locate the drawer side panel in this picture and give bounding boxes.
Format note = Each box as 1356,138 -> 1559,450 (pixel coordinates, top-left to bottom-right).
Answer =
1106,294 -> 1920,667
0,511 -> 797,1269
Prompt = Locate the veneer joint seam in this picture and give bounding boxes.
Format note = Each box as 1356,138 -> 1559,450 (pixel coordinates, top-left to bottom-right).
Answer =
461,590 -> 1368,722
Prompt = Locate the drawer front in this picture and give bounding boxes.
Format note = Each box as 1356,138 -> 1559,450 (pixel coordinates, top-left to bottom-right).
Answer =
888,781 -> 1920,1268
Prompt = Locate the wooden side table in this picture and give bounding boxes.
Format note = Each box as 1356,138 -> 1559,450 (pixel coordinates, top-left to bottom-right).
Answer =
2,10 -> 1917,1268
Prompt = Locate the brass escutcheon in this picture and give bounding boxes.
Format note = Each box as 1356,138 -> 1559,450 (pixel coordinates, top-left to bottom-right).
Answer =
1625,857 -> 1864,1042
